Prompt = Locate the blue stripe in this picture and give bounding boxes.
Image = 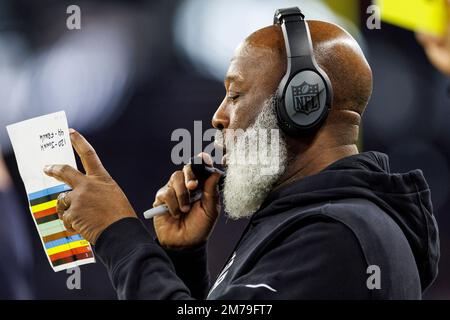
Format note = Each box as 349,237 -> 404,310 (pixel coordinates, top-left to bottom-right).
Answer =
44,234 -> 83,249
28,184 -> 71,201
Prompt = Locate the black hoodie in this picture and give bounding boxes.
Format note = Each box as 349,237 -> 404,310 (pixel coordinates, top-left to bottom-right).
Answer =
95,152 -> 439,299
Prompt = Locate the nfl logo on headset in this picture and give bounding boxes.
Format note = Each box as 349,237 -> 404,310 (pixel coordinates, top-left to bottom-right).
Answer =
291,81 -> 320,115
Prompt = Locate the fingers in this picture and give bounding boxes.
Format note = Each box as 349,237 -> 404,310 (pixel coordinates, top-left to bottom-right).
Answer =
197,152 -> 214,166
69,129 -> 107,176
183,152 -> 214,190
44,164 -> 84,188
416,33 -> 431,45
61,210 -> 76,233
153,169 -> 194,217
183,164 -> 198,190
154,186 -> 183,218
416,32 -> 444,47
153,153 -> 220,218
169,171 -> 190,213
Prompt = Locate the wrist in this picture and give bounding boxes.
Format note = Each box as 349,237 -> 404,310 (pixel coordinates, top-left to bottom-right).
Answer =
94,217 -> 155,268
93,211 -> 138,244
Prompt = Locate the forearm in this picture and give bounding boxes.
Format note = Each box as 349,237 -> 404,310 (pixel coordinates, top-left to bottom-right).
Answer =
94,217 -> 196,300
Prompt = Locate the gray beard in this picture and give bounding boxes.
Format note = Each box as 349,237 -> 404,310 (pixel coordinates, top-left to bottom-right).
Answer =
219,96 -> 288,220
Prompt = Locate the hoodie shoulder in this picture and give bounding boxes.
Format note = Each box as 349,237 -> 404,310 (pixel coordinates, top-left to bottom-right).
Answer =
257,152 -> 439,293
320,199 -> 422,296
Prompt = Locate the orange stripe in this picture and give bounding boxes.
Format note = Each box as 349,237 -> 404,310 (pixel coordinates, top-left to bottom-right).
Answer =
49,246 -> 91,262
33,206 -> 57,219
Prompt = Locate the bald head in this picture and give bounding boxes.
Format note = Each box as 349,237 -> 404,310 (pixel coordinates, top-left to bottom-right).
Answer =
213,20 -> 373,164
245,21 -> 373,117
213,20 -> 374,212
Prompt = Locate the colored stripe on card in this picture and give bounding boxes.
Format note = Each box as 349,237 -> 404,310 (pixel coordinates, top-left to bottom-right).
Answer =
29,192 -> 60,207
52,251 -> 94,267
28,184 -> 71,201
42,230 -> 78,243
27,185 -> 95,270
33,207 -> 57,219
44,234 -> 84,249
46,240 -> 89,256
38,220 -> 66,237
38,219 -> 64,232
49,246 -> 91,262
31,200 -> 58,213
36,213 -> 59,225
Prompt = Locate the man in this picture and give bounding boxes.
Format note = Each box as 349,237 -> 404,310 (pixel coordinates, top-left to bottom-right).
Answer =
44,15 -> 439,299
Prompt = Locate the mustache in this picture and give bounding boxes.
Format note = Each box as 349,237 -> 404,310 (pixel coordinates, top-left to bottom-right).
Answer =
213,95 -> 278,147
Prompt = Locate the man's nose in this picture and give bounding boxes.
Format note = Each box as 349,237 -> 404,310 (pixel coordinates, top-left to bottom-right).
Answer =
212,100 -> 229,130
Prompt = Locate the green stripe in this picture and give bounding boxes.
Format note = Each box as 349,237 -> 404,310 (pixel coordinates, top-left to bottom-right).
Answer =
38,220 -> 66,237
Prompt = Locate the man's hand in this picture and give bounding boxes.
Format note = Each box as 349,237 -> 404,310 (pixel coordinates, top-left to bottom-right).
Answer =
416,0 -> 450,76
153,153 -> 222,249
44,129 -> 137,244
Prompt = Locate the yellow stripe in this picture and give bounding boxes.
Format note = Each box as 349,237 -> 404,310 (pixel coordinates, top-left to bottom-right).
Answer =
31,200 -> 58,213
46,240 -> 89,255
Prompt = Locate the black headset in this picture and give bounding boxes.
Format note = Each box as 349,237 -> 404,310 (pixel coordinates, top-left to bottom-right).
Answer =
273,7 -> 333,136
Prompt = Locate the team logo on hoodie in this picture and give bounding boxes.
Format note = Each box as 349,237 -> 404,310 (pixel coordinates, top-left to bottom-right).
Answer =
291,81 -> 320,115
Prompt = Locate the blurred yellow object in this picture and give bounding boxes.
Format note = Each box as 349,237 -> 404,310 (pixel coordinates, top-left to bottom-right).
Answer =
377,0 -> 448,36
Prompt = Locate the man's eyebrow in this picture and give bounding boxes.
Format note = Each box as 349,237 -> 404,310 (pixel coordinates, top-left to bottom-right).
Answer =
224,74 -> 244,87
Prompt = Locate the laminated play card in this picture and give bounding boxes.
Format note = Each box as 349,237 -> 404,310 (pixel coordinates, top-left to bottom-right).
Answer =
6,111 -> 95,272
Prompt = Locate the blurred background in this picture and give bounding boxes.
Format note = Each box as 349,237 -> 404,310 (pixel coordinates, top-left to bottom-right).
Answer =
0,0 -> 449,299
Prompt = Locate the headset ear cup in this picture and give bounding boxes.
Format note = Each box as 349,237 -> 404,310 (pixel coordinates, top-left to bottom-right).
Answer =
280,70 -> 329,134
273,7 -> 333,136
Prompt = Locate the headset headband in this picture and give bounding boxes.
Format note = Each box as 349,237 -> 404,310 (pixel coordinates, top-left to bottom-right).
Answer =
274,7 -> 316,69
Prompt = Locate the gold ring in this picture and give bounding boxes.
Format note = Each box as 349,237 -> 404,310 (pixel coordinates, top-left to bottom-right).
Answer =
57,192 -> 71,211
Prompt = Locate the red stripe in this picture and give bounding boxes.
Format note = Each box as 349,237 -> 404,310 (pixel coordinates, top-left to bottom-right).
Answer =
52,252 -> 94,267
49,246 -> 91,262
34,206 -> 57,219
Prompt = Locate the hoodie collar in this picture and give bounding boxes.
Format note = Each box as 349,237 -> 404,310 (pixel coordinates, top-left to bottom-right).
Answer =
259,151 -> 391,213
